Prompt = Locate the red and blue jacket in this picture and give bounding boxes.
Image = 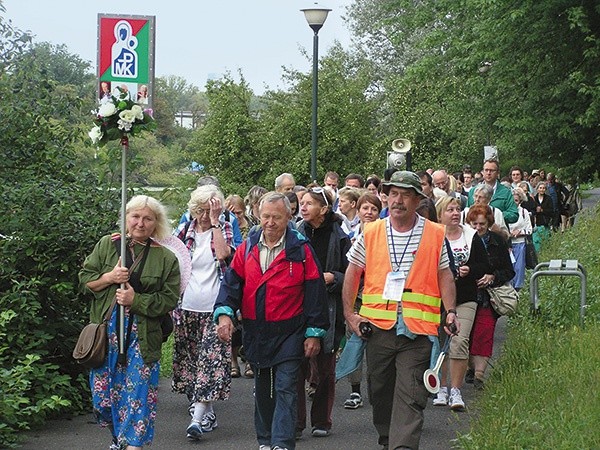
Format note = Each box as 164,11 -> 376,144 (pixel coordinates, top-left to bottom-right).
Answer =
214,222 -> 329,368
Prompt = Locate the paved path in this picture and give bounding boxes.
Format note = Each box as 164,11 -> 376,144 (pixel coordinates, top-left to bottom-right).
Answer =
23,318 -> 507,450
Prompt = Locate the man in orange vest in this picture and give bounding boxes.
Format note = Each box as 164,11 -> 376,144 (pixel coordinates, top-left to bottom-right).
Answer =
342,170 -> 459,450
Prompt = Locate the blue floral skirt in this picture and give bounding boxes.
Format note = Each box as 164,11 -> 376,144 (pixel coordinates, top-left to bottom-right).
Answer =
89,308 -> 160,447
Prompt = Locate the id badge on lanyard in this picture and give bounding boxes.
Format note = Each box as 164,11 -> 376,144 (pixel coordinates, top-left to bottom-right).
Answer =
382,271 -> 406,302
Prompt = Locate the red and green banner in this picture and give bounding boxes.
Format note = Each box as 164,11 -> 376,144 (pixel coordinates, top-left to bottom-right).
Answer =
97,14 -> 155,106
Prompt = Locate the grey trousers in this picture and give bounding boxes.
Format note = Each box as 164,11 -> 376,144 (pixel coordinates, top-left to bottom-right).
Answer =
366,327 -> 432,450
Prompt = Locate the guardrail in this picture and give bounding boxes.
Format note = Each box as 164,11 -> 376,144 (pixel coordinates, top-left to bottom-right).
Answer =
530,259 -> 587,325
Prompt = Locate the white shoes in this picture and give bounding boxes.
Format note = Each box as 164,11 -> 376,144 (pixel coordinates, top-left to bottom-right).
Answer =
449,387 -> 465,411
432,386 -> 448,406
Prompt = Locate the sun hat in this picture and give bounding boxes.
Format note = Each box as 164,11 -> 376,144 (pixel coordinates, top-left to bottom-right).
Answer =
381,171 -> 425,197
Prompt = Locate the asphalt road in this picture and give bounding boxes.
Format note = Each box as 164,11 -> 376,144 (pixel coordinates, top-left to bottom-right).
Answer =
22,319 -> 506,450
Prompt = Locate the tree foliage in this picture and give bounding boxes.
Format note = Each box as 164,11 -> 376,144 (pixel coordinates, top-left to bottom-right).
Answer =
346,0 -> 600,179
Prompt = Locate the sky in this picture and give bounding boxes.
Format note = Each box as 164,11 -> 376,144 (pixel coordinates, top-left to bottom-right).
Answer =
2,0 -> 354,95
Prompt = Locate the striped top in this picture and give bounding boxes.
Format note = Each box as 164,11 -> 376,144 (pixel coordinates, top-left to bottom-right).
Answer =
348,215 -> 449,272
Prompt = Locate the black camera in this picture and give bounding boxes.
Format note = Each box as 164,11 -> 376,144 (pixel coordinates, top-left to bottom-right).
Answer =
359,322 -> 373,339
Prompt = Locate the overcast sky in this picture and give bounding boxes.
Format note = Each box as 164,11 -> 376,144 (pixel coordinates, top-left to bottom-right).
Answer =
3,0 -> 353,94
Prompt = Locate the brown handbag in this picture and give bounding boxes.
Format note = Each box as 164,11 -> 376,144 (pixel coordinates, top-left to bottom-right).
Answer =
73,297 -> 117,369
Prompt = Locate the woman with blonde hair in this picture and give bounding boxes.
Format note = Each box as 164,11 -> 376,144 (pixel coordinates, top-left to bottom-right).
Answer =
79,195 -> 180,450
431,196 -> 489,410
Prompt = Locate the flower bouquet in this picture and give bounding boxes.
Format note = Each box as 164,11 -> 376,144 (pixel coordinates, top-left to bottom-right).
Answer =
89,87 -> 156,146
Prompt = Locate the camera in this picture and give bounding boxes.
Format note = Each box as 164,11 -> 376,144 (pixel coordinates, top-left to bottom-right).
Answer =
359,322 -> 373,339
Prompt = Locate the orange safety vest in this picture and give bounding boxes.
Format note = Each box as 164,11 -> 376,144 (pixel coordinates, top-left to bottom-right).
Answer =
359,218 -> 445,335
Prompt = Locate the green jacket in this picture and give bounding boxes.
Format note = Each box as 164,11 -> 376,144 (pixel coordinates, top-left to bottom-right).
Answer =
467,180 -> 518,224
79,234 -> 180,363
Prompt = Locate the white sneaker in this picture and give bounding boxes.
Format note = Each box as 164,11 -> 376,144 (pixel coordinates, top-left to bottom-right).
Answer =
432,386 -> 448,406
258,446 -> 271,450
449,387 -> 465,411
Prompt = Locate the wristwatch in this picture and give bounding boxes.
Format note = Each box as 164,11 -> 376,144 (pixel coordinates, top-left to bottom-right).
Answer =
446,309 -> 457,316
210,223 -> 222,229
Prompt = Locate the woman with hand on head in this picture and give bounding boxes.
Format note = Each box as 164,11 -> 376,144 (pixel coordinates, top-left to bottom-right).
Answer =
79,195 -> 180,450
172,185 -> 235,441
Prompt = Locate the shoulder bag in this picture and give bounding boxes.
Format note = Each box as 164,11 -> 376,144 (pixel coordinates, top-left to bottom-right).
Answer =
524,234 -> 538,269
72,297 -> 117,369
487,283 -> 519,316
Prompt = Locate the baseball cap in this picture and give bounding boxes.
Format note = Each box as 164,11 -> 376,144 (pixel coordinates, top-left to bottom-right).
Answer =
381,171 -> 425,197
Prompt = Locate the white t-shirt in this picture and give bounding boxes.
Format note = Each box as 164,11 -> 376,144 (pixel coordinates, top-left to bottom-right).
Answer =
448,232 -> 469,267
181,229 -> 220,312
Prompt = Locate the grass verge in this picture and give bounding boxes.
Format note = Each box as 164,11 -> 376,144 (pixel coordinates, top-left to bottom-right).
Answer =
457,204 -> 600,448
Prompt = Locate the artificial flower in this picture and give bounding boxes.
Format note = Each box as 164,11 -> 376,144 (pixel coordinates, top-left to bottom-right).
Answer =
88,125 -> 103,144
119,109 -> 137,123
89,92 -> 156,146
98,102 -> 117,118
131,105 -> 144,120
117,118 -> 133,132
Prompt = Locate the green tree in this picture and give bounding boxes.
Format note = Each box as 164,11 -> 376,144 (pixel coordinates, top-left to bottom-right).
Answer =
255,43 -> 383,185
346,0 -> 600,179
187,74 -> 260,194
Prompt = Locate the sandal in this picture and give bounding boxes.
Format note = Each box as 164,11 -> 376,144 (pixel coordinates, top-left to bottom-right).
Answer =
244,363 -> 254,378
231,365 -> 241,378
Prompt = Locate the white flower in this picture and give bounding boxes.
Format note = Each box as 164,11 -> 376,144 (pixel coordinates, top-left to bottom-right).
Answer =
88,126 -> 103,144
119,109 -> 137,123
98,102 -> 117,117
117,119 -> 133,131
131,105 -> 144,120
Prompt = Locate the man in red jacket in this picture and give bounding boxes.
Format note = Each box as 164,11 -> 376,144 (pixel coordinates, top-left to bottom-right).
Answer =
214,192 -> 329,450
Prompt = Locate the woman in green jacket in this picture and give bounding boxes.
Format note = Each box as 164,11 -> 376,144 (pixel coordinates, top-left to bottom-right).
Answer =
79,195 -> 180,450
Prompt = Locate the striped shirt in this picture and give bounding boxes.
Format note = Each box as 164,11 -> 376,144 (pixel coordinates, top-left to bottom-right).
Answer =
347,215 -> 449,272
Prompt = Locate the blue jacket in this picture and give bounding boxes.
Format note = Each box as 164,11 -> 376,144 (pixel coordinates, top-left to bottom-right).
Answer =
214,223 -> 329,368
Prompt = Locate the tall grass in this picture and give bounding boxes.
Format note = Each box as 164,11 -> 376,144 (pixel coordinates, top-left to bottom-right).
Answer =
457,205 -> 600,449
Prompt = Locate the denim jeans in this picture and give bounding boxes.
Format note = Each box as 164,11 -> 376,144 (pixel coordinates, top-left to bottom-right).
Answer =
254,359 -> 300,450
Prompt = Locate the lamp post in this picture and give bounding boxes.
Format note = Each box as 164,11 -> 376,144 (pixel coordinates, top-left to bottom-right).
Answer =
478,61 -> 492,146
301,3 -> 331,182
478,61 -> 497,161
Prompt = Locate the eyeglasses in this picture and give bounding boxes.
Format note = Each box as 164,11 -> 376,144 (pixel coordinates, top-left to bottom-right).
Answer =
310,187 -> 329,206
195,208 -> 211,216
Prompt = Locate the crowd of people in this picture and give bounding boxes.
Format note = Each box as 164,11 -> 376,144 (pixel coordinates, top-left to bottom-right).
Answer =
78,160 -> 579,450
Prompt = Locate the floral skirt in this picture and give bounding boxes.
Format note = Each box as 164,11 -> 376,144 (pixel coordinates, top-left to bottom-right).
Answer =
171,310 -> 231,402
89,309 -> 159,447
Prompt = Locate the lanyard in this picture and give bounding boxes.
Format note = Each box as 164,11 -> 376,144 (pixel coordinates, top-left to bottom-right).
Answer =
388,216 -> 417,272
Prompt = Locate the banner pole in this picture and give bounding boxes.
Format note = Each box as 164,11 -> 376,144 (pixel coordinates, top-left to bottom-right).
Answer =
118,137 -> 128,360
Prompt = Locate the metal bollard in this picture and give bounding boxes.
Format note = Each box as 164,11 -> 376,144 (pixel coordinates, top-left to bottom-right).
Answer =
529,259 -> 587,326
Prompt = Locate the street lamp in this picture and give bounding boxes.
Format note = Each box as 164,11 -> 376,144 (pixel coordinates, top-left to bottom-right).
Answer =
478,61 -> 493,146
301,3 -> 331,182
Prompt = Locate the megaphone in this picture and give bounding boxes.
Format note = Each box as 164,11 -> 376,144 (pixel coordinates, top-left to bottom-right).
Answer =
392,138 -> 411,153
387,138 -> 412,170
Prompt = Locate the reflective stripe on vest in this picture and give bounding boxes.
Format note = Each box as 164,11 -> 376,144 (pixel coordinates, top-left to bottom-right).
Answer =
359,218 -> 444,334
